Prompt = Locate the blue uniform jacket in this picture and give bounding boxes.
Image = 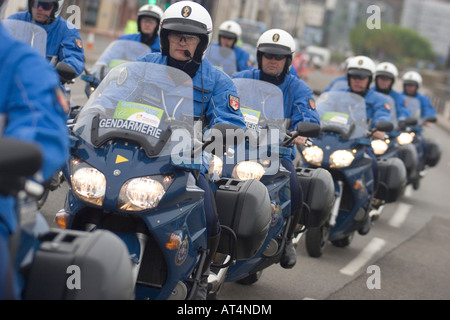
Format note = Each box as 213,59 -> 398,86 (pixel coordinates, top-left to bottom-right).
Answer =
0,23 -> 69,243
118,33 -> 161,53
234,46 -> 253,72
137,53 -> 246,130
369,87 -> 411,121
8,11 -> 85,77
342,88 -> 392,128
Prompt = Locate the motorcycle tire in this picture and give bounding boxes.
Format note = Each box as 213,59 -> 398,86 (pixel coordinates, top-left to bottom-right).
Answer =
305,224 -> 330,258
236,271 -> 263,285
331,232 -> 354,248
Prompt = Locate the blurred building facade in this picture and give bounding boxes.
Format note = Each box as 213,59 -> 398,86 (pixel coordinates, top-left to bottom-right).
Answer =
3,0 -> 449,63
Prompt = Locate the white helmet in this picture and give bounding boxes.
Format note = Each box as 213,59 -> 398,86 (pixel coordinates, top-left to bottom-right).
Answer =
402,71 -> 422,87
376,62 -> 399,79
160,1 -> 213,62
218,20 -> 242,40
346,55 -> 376,77
256,29 -> 296,73
137,4 -> 163,34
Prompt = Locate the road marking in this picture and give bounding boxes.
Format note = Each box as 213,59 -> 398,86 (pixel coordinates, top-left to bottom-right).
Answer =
404,185 -> 413,197
388,203 -> 412,228
339,237 -> 386,276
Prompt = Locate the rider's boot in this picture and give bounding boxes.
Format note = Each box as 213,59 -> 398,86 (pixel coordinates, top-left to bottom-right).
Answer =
280,238 -> 297,269
193,231 -> 220,300
280,209 -> 301,269
358,214 -> 372,235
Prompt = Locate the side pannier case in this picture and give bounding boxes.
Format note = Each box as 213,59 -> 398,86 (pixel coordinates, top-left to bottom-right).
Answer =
24,229 -> 135,300
296,167 -> 335,228
215,178 -> 272,260
376,157 -> 407,203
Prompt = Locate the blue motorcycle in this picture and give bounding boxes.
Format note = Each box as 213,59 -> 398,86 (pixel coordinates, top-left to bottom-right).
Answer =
0,138 -> 134,300
206,78 -> 333,288
402,95 -> 441,188
299,91 -> 401,257
56,62 -> 273,300
369,93 -> 414,205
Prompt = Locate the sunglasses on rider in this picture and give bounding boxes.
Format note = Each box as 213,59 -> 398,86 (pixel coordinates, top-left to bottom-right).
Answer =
262,53 -> 287,61
349,74 -> 369,80
168,33 -> 200,44
31,1 -> 54,11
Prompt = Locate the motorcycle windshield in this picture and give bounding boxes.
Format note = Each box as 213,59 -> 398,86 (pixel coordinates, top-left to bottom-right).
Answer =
403,95 -> 422,124
232,78 -> 286,145
326,79 -> 348,92
378,93 -> 397,127
91,40 -> 150,79
205,45 -> 237,76
74,62 -> 194,158
2,20 -> 47,57
315,91 -> 369,140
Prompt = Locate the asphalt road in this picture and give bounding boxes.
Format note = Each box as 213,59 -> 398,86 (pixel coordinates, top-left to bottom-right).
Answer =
40,70 -> 450,301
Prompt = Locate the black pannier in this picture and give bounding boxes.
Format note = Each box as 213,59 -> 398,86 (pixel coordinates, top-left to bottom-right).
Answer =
215,178 -> 272,260
296,167 -> 335,228
376,157 -> 407,203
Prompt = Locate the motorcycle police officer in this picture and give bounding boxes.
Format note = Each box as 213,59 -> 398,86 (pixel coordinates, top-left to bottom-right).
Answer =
233,29 -> 320,269
0,0 -> 69,299
402,71 -> 437,123
210,20 -> 253,72
8,0 -> 85,84
118,4 -> 163,53
343,55 -> 393,234
371,62 -> 411,122
136,1 -> 246,299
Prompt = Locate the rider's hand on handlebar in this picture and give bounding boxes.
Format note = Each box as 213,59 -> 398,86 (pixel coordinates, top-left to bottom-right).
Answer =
290,131 -> 307,146
372,131 -> 385,139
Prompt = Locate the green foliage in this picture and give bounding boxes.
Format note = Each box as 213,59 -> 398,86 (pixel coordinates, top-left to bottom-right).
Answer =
349,21 -> 435,64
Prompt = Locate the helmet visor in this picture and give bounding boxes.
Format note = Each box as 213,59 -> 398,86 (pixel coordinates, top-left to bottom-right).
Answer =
258,43 -> 291,56
348,68 -> 372,78
162,18 -> 209,36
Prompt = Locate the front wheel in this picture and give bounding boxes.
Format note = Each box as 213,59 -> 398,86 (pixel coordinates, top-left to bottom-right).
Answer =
236,271 -> 263,285
305,224 -> 330,258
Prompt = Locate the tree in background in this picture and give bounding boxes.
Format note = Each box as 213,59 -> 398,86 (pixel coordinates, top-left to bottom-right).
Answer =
350,21 -> 435,68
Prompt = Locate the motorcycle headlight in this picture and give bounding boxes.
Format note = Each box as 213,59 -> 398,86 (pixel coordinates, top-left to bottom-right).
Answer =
371,139 -> 389,155
232,161 -> 265,181
397,132 -> 414,145
71,160 -> 106,206
329,150 -> 355,168
208,155 -> 223,178
118,175 -> 173,212
302,146 -> 324,166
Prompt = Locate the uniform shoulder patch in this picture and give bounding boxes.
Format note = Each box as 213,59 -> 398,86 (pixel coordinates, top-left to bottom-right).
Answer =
309,98 -> 316,110
75,39 -> 83,49
229,95 -> 240,111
